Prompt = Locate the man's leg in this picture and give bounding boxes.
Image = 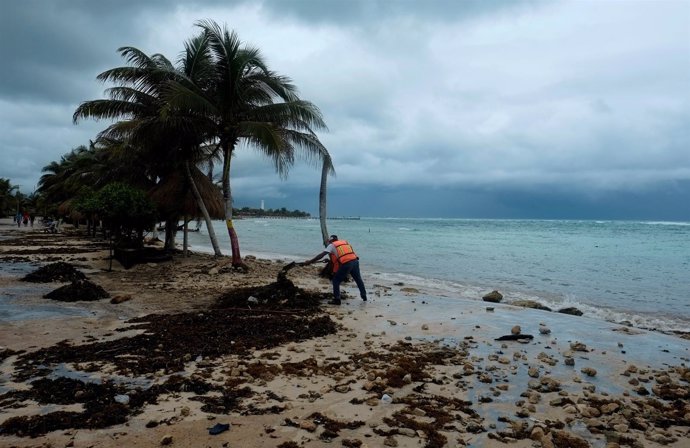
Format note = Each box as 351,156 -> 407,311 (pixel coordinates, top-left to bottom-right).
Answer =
331,265 -> 351,304
349,260 -> 367,300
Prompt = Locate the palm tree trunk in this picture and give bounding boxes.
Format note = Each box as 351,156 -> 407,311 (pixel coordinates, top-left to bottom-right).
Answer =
183,216 -> 189,257
164,218 -> 177,251
319,158 -> 335,278
319,158 -> 330,247
222,144 -> 247,270
185,161 -> 222,256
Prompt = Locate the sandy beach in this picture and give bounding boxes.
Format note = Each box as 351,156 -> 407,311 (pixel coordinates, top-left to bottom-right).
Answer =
1,219 -> 688,448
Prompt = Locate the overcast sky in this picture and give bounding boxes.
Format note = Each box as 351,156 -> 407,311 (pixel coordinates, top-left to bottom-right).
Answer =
1,0 -> 689,219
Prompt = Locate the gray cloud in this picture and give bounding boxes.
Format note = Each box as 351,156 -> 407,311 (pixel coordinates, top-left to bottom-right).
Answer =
257,0 -> 538,26
1,0 -> 688,219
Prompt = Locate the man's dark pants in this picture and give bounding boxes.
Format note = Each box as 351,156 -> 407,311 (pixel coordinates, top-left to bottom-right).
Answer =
332,259 -> 367,301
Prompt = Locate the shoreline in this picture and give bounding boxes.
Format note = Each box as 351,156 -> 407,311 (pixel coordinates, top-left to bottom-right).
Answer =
1,220 -> 689,447
181,233 -> 690,338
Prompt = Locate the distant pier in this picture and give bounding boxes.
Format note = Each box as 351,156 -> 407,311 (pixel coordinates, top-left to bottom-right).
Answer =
236,215 -> 360,220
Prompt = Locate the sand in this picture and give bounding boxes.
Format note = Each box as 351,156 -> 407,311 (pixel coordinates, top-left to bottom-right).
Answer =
0,218 -> 688,448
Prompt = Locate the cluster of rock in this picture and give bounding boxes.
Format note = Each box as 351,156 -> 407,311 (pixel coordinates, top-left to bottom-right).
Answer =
482,290 -> 584,316
480,335 -> 690,447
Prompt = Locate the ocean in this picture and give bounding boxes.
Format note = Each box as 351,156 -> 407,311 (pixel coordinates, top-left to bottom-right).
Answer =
181,218 -> 690,334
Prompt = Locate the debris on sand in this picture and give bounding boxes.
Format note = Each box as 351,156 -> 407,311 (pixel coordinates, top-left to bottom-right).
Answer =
216,273 -> 330,311
43,279 -> 110,302
21,261 -> 86,283
0,375 -> 226,437
3,279 -> 338,436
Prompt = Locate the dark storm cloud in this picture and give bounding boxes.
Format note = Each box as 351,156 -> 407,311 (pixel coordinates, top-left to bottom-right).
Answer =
3,2 -> 122,102
1,0 -> 688,220
271,181 -> 690,221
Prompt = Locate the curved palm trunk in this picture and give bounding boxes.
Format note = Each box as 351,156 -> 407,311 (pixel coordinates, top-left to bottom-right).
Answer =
319,159 -> 330,247
185,161 -> 222,256
222,144 -> 247,270
319,158 -> 335,278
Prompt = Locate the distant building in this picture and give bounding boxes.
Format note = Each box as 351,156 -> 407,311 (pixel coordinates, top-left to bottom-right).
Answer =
260,200 -> 265,210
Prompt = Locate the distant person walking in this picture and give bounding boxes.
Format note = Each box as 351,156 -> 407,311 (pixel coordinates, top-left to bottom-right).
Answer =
22,211 -> 29,227
16,211 -> 22,228
304,235 -> 367,305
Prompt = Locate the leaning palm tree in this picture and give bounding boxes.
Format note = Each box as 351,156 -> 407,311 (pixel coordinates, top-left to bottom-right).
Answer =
73,46 -> 224,255
165,20 -> 334,268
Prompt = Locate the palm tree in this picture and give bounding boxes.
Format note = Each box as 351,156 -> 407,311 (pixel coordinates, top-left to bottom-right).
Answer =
38,146 -> 93,209
73,46 -> 224,255
165,20 -> 334,268
0,178 -> 19,217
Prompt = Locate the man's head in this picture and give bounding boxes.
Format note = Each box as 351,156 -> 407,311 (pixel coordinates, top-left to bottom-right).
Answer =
328,235 -> 338,243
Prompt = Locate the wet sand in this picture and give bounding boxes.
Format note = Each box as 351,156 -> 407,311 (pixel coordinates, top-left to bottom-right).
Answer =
0,219 -> 688,447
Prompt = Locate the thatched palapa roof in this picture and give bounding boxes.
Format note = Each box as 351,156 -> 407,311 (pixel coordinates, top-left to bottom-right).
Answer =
148,167 -> 224,219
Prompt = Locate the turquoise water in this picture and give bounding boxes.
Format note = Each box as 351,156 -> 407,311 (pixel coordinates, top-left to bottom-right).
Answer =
182,218 -> 690,333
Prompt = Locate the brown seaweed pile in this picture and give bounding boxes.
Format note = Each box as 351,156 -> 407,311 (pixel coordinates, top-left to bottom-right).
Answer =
0,375 -> 222,437
43,279 -> 110,302
216,274 -> 331,311
1,280 -> 337,437
21,261 -> 86,283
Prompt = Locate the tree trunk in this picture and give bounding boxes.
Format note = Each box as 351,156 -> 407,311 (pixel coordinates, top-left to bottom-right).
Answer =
222,143 -> 247,270
319,158 -> 330,247
185,161 -> 222,256
319,157 -> 336,278
183,216 -> 189,257
164,218 -> 177,251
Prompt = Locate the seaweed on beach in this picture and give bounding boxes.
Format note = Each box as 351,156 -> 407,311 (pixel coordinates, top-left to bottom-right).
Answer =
215,274 -> 330,311
0,377 -> 138,436
0,348 -> 23,363
43,278 -> 109,301
12,308 -> 337,380
3,305 -> 338,436
21,261 -> 86,283
0,374 -> 234,437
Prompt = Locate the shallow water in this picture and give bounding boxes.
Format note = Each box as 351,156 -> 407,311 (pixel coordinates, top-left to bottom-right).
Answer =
0,262 -> 92,321
181,218 -> 690,333
344,292 -> 689,447
358,293 -> 689,367
0,284 -> 92,321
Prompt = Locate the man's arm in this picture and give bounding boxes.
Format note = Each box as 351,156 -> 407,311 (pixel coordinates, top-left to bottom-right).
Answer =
304,250 -> 329,265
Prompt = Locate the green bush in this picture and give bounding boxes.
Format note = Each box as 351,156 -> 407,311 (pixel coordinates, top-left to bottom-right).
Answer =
87,183 -> 157,247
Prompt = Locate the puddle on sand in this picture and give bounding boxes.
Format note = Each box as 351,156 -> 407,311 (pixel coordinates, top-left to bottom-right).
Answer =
0,261 -> 38,277
48,363 -> 154,389
1,283 -> 92,321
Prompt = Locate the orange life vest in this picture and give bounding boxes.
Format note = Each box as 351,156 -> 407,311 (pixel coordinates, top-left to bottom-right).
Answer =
329,240 -> 358,273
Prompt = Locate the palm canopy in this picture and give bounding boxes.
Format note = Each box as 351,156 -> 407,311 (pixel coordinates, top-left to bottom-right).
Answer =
72,46 -> 224,252
70,20 -> 334,264
162,20 -> 335,266
164,20 -> 334,178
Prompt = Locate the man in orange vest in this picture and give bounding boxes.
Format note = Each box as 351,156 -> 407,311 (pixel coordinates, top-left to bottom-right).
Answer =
304,234 -> 368,305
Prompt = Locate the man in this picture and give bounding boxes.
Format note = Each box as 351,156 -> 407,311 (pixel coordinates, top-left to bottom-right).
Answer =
304,235 -> 367,305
